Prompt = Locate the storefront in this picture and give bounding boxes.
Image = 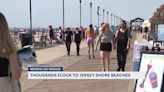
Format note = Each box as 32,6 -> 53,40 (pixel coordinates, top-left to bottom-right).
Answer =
149,4 -> 164,41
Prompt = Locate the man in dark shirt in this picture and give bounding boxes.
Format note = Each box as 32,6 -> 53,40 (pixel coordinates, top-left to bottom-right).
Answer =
114,20 -> 131,71
74,27 -> 81,56
65,27 -> 73,56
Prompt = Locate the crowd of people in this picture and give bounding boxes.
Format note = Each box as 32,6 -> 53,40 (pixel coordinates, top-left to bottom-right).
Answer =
0,11 -> 132,91
47,20 -> 132,72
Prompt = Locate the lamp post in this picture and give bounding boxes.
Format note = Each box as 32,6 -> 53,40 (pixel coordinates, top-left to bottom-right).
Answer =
117,16 -> 119,25
79,0 -> 82,27
116,16 -> 118,26
63,0 -> 65,30
29,0 -> 32,34
103,9 -> 105,23
90,2 -> 92,24
29,0 -> 32,45
114,14 -> 115,26
107,11 -> 109,23
62,0 -> 65,41
111,13 -> 113,26
97,6 -> 100,28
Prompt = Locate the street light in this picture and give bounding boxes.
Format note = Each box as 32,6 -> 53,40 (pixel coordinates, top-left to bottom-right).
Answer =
29,0 -> 32,32
114,14 -> 115,26
116,16 -> 118,26
63,0 -> 65,30
117,16 -> 120,25
29,0 -> 32,45
97,6 -> 100,28
62,0 -> 65,41
111,13 -> 113,26
79,0 -> 82,27
103,9 -> 105,23
107,11 -> 109,23
90,2 -> 92,24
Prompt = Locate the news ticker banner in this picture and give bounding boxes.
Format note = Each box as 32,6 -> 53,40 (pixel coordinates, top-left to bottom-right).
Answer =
28,67 -> 144,79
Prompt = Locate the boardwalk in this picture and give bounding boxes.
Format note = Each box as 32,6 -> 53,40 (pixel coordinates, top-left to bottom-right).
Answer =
20,32 -> 137,92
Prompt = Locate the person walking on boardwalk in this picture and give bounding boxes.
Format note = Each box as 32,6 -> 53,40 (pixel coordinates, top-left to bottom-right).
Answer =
74,27 -> 81,56
0,12 -> 21,92
65,27 -> 73,56
85,24 -> 95,59
59,26 -> 63,43
48,25 -> 54,44
95,23 -> 114,71
113,20 -> 131,71
79,26 -> 85,40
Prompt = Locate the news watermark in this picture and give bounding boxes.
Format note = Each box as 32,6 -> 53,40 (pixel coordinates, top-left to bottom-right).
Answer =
28,67 -> 144,79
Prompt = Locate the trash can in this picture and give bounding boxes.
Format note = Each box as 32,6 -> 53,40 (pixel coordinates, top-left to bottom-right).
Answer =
21,33 -> 32,47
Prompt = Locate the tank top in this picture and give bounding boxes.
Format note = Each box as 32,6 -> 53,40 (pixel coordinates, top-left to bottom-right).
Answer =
117,30 -> 128,50
87,29 -> 94,38
0,58 -> 9,77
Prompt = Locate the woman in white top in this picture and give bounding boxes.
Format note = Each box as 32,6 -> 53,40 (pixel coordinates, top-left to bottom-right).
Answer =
95,23 -> 114,71
0,12 -> 21,92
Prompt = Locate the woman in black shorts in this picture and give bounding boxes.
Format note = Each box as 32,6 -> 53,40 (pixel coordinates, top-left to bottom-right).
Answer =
95,23 -> 114,71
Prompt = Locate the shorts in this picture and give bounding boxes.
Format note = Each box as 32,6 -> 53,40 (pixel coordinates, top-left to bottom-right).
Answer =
87,37 -> 94,44
49,35 -> 54,39
100,43 -> 112,52
60,35 -> 62,39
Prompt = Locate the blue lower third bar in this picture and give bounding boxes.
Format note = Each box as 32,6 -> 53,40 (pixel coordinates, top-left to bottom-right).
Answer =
28,67 -> 63,71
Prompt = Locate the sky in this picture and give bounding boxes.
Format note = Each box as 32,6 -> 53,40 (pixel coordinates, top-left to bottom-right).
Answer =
0,0 -> 163,28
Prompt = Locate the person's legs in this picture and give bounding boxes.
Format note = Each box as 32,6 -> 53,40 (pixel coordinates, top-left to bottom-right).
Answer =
122,50 -> 127,71
117,50 -> 122,71
68,42 -> 71,55
100,51 -> 106,71
66,42 -> 69,55
76,42 -> 80,56
88,43 -> 91,59
91,42 -> 95,58
60,35 -> 63,42
66,41 -> 71,56
49,35 -> 53,44
49,38 -> 52,44
120,50 -> 125,71
106,51 -> 111,71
